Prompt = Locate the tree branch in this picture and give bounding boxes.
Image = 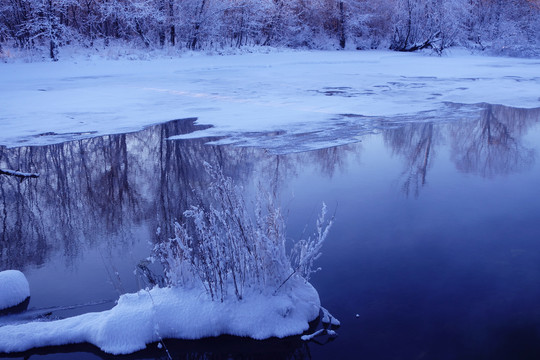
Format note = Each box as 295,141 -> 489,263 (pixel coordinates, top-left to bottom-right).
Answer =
0,169 -> 40,179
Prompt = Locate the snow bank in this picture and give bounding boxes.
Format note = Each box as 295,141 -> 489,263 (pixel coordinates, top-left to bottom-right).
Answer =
0,277 -> 320,355
0,50 -> 539,152
0,271 -> 30,311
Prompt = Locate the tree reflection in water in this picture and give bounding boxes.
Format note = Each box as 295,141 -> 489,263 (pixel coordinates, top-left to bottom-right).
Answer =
449,104 -> 538,178
2,105 -> 538,271
384,104 -> 539,196
384,122 -> 439,197
0,119 -> 360,275
1,105 -> 538,270
0,104 -> 539,359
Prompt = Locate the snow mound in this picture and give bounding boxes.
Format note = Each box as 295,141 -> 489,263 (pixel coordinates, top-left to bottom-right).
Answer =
0,270 -> 30,311
0,276 -> 320,355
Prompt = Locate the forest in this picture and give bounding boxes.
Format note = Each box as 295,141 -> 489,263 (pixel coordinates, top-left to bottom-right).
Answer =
0,0 -> 539,60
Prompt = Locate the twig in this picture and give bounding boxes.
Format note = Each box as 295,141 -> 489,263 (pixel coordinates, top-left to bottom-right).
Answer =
0,168 -> 40,179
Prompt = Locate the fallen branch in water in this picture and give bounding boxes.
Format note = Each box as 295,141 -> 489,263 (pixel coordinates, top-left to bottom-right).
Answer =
0,169 -> 40,179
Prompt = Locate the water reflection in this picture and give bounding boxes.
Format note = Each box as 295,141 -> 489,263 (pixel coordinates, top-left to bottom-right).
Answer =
384,122 -> 438,197
1,120 -> 212,271
0,104 -> 539,359
2,105 -> 537,272
384,104 -> 540,196
449,104 -> 537,178
0,119 -> 363,275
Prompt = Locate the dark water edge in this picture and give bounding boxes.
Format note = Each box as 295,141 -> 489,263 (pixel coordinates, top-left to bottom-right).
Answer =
0,336 -> 312,360
1,104 -> 540,359
0,297 -> 30,316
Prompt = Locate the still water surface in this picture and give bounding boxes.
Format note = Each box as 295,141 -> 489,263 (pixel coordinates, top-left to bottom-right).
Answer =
1,104 -> 540,359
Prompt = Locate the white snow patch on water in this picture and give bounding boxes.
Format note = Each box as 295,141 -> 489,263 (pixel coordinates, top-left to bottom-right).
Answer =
0,271 -> 30,311
1,50 -> 539,151
0,277 -> 320,355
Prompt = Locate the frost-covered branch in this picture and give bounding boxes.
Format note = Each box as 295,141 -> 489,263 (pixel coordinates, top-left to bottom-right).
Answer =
152,162 -> 332,302
275,202 -> 333,294
0,169 -> 40,179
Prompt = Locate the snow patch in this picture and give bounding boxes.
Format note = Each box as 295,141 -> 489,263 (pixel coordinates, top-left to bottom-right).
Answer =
321,306 -> 340,327
0,270 -> 30,311
301,329 -> 324,341
0,277 -> 320,355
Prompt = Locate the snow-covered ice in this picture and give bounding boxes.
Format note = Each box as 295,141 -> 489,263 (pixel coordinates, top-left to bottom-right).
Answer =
0,270 -> 30,311
0,276 -> 319,355
0,50 -> 539,152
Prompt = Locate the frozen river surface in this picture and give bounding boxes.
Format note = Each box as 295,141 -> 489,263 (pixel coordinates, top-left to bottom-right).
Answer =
1,50 -> 539,151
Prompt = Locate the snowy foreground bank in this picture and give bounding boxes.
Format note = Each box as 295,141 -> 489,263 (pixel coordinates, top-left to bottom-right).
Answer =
0,277 -> 320,354
1,50 -> 539,151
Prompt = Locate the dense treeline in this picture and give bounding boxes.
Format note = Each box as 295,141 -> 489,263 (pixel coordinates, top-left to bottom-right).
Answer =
1,0 -> 539,60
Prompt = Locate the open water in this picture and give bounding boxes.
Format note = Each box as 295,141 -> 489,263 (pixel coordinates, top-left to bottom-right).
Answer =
1,104 -> 540,359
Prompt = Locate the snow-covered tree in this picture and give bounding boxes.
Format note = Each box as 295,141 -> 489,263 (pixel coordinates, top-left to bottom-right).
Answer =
461,0 -> 540,55
18,0 -> 66,60
0,0 -> 539,57
390,0 -> 469,53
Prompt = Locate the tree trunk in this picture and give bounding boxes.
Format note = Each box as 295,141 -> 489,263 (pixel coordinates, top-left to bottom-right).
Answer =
169,0 -> 175,46
135,19 -> 150,47
190,0 -> 207,49
170,25 -> 175,46
47,0 -> 58,61
159,28 -> 165,47
49,39 -> 58,61
339,1 -> 346,49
